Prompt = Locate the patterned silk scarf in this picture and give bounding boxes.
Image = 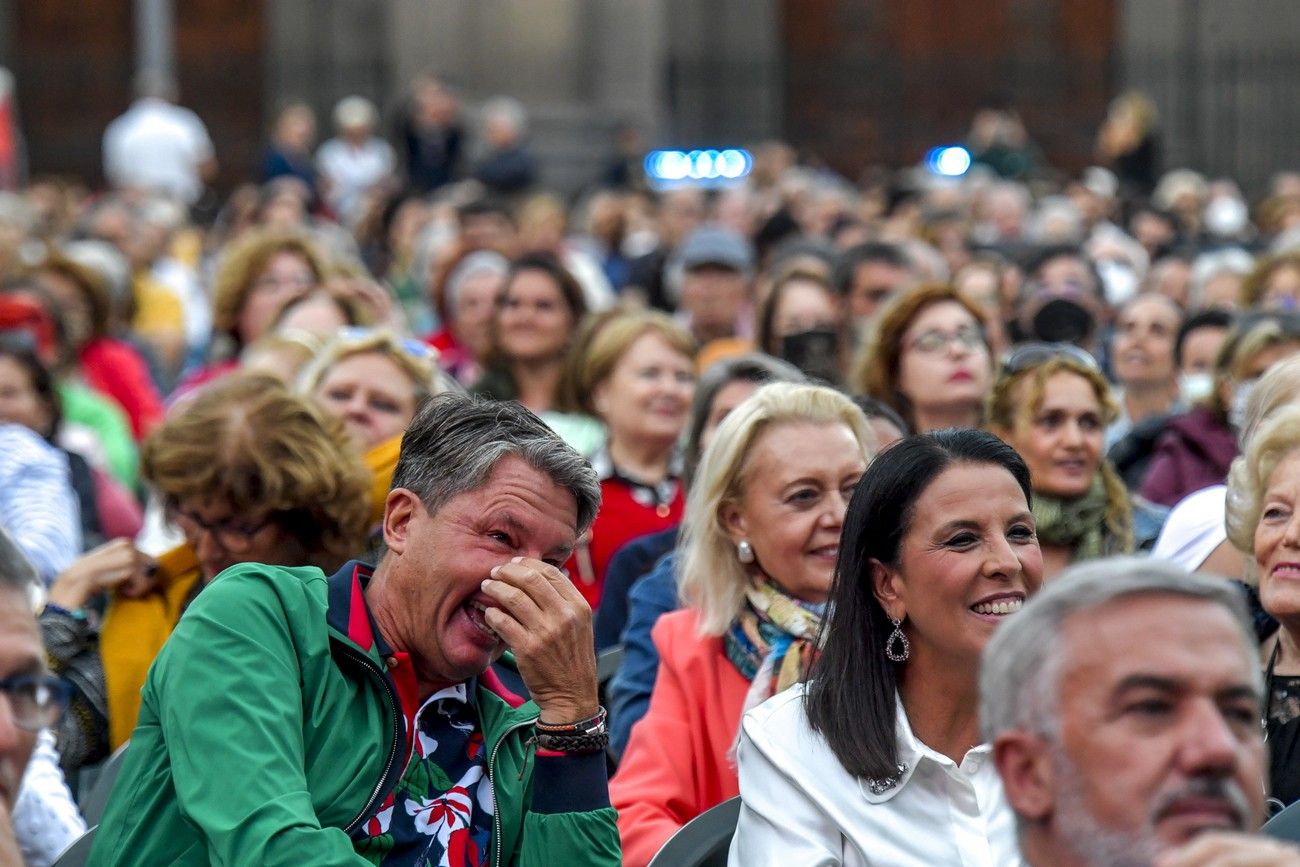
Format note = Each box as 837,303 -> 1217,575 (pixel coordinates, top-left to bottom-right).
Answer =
724,579 -> 826,718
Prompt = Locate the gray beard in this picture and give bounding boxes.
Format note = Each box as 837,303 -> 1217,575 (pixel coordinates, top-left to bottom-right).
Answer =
1052,754 -> 1163,867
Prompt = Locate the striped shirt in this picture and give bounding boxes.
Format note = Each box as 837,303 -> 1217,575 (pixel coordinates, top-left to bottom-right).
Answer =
0,425 -> 81,584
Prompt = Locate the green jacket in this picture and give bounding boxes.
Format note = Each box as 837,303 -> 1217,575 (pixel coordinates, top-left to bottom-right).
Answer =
89,561 -> 620,865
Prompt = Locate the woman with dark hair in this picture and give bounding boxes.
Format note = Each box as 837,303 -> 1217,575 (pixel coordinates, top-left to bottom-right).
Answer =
850,283 -> 994,433
0,336 -> 142,550
730,429 -> 1042,865
470,252 -> 588,414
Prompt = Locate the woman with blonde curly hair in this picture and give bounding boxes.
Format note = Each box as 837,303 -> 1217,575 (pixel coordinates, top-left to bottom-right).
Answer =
1225,403 -> 1300,807
987,344 -> 1134,578
175,228 -> 330,396
39,373 -> 371,769
850,283 -> 993,433
610,382 -> 875,867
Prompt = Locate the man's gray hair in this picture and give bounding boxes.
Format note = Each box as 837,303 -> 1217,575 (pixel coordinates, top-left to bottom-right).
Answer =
0,527 -> 38,595
980,556 -> 1260,742
391,393 -> 601,533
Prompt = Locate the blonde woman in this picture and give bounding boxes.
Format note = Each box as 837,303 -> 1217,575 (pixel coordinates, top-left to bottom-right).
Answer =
298,326 -> 450,451
987,344 -> 1134,578
609,382 -> 876,867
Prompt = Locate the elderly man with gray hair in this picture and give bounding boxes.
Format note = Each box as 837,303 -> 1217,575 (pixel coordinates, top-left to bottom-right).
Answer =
982,556 -> 1300,866
92,393 -> 619,866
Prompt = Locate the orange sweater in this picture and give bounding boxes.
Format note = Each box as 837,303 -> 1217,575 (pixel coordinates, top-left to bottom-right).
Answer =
609,608 -> 750,867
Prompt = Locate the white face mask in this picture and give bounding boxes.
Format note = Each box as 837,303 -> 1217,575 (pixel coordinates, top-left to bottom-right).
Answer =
1179,371 -> 1214,405
1228,378 -> 1256,431
1097,259 -> 1139,307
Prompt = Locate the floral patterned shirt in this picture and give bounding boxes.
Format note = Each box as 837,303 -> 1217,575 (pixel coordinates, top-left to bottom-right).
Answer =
351,663 -> 493,867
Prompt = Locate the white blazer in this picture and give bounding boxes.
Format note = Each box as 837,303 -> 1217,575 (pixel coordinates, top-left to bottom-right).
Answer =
728,685 -> 1023,867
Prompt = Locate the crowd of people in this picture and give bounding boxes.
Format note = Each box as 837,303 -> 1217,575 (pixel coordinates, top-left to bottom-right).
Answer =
2,70 -> 1300,865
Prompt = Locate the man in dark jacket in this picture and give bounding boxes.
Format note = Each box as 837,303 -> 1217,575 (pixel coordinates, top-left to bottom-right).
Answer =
92,394 -> 619,866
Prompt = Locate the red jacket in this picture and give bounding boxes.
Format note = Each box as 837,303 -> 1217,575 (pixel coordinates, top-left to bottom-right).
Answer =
567,476 -> 682,610
80,338 -> 163,441
609,608 -> 749,867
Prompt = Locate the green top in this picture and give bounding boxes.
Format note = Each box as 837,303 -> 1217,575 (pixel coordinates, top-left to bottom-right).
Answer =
57,380 -> 138,490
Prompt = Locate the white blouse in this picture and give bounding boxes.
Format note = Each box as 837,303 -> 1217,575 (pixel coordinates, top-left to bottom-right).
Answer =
728,685 -> 1022,867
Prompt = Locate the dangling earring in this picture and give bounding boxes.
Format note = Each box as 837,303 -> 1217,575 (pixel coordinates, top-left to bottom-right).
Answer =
736,540 -> 755,565
885,617 -> 910,662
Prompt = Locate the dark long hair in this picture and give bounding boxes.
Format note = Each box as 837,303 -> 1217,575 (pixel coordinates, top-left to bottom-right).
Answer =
804,428 -> 1031,781
0,333 -> 61,440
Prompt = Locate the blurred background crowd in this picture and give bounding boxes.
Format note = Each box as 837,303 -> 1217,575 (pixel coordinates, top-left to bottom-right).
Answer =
6,0 -> 1300,863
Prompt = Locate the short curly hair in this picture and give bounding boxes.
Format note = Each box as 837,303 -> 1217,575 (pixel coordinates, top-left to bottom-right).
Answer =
1226,403 -> 1300,554
141,373 -> 371,571
210,228 -> 331,347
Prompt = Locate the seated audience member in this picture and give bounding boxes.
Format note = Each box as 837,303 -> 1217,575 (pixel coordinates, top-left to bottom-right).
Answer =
470,253 -> 588,415
1014,246 -> 1108,355
852,283 -> 994,433
0,528 -> 76,867
91,395 -> 619,865
563,310 -> 695,607
612,384 -> 875,866
1243,250 -> 1300,311
41,373 -> 371,772
982,558 -> 1295,865
0,423 -> 80,585
1105,293 -> 1183,450
669,224 -> 756,348
833,241 -> 917,337
1111,308 -> 1234,489
1142,313 -> 1300,507
426,249 -> 510,386
1155,351 -> 1300,620
0,285 -> 139,490
754,270 -> 844,383
299,327 -> 448,452
988,343 -> 1138,577
729,429 -> 1040,864
1227,403 -> 1300,808
33,250 -> 164,441
593,354 -> 806,653
178,228 -> 328,395
0,337 -> 141,550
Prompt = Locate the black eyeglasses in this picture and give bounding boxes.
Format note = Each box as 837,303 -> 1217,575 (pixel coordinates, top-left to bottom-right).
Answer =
1002,341 -> 1100,374
169,505 -> 275,554
0,674 -> 70,732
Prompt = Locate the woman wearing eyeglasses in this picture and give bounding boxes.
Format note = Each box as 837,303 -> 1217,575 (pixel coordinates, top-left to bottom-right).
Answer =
174,229 -> 328,398
987,344 -> 1135,579
39,374 -> 371,772
851,284 -> 994,433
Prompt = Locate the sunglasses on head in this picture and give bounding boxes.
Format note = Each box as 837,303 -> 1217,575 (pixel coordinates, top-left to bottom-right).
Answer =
1002,341 -> 1100,374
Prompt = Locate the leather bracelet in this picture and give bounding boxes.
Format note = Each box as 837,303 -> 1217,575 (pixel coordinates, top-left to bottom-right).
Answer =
532,730 -> 610,754
534,706 -> 607,734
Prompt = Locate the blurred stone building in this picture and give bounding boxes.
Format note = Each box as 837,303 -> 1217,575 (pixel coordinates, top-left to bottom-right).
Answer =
0,0 -> 1296,196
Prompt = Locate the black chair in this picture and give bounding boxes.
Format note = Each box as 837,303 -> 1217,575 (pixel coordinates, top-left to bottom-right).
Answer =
1263,799 -> 1300,843
51,825 -> 96,867
647,796 -> 741,867
80,741 -> 129,827
595,645 -> 625,772
596,644 -> 624,701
